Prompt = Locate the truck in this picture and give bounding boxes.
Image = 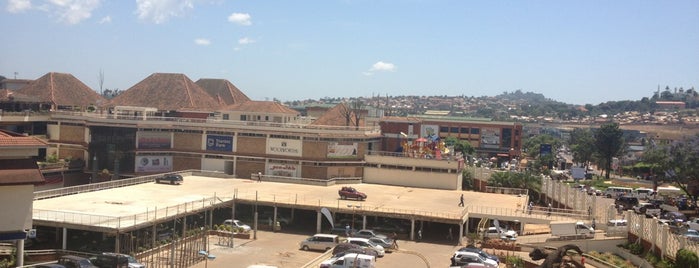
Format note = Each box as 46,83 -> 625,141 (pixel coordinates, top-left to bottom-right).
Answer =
319,253 -> 375,268
550,221 -> 594,239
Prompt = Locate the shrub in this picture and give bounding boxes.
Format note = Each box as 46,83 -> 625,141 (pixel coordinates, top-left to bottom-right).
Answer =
505,255 -> 524,268
676,248 -> 698,268
628,243 -> 643,255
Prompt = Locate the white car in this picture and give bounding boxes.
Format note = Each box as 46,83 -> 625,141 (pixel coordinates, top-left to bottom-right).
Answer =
483,227 -> 517,241
223,219 -> 252,232
345,237 -> 385,257
686,218 -> 699,230
451,251 -> 497,268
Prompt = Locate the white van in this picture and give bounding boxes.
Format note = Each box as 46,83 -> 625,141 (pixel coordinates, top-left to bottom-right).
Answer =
604,187 -> 632,198
299,234 -> 342,251
320,253 -> 375,268
633,188 -> 654,199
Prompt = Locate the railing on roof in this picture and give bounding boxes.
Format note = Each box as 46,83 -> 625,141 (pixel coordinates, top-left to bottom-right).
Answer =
367,150 -> 464,162
49,111 -> 381,134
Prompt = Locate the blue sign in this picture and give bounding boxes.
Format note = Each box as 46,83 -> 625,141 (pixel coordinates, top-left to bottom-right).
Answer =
0,231 -> 27,240
206,135 -> 233,151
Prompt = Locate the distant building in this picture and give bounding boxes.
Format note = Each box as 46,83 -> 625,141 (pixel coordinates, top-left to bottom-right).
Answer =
655,101 -> 686,111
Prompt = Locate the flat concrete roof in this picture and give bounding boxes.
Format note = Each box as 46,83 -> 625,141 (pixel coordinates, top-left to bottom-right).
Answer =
32,175 -> 554,232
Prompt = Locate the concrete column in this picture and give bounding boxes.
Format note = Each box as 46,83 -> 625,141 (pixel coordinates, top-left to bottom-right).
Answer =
151,225 -> 157,248
458,222 -> 464,246
62,227 -> 67,250
273,206 -> 278,232
115,231 -> 120,254
362,215 -> 367,230
410,219 -> 415,240
316,211 -> 322,234
16,239 -> 24,267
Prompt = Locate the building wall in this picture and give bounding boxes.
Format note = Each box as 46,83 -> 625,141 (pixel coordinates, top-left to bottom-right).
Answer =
173,132 -> 202,151
0,185 -> 34,231
173,155 -> 201,170
237,136 -> 266,155
364,168 -> 461,190
236,159 -> 265,179
59,124 -> 86,143
302,141 -> 327,159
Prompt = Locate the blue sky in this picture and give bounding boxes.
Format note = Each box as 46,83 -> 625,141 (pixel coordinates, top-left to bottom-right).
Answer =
1,0 -> 698,105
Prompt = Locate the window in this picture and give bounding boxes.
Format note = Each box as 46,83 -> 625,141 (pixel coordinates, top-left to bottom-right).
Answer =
240,115 -> 247,121
222,114 -> 229,120
471,128 -> 480,134
450,127 -> 459,133
440,126 -> 449,132
460,127 -> 469,133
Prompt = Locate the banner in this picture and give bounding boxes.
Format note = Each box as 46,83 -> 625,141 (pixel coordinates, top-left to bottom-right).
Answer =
135,155 -> 173,173
206,135 -> 233,151
480,127 -> 500,149
266,138 -> 302,157
327,142 -> 358,158
421,124 -> 439,138
267,163 -> 299,177
320,208 -> 334,228
138,132 -> 171,149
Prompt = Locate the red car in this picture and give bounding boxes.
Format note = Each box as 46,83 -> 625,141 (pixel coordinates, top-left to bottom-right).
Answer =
338,186 -> 367,200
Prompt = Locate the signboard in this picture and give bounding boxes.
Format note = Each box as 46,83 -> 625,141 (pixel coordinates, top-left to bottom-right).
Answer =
135,155 -> 173,173
420,124 -> 440,139
206,135 -> 233,151
571,167 -> 586,180
0,231 -> 27,240
138,132 -> 171,149
267,163 -> 299,177
327,142 -> 358,158
266,138 -> 302,157
480,127 -> 500,149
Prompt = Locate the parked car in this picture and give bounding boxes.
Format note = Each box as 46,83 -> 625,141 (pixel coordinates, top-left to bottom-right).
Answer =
686,218 -> 699,230
367,236 -> 395,252
338,186 -> 367,200
614,196 -> 639,211
329,226 -> 357,237
483,227 -> 517,241
98,253 -> 145,268
35,264 -> 67,268
331,243 -> 379,258
659,211 -> 687,226
155,174 -> 183,185
299,234 -> 343,251
632,202 -> 661,218
258,212 -> 291,226
345,237 -> 385,257
456,246 -> 500,264
222,219 -> 252,232
57,255 -> 99,268
354,229 -> 388,239
450,251 -> 497,268
683,229 -> 699,242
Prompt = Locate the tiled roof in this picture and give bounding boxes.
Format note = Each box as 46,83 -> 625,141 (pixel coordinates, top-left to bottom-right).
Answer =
0,129 -> 48,147
0,159 -> 45,185
15,72 -> 106,107
109,73 -> 222,111
195,78 -> 251,106
311,103 -> 365,126
221,100 -> 299,115
0,89 -> 42,102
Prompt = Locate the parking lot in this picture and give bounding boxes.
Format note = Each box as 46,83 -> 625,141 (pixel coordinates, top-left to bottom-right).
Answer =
190,230 -> 462,268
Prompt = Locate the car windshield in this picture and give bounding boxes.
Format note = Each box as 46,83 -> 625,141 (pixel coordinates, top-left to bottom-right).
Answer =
366,240 -> 378,247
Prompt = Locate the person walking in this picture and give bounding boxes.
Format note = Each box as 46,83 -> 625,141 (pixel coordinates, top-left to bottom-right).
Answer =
417,229 -> 422,241
528,201 -> 533,215
257,172 -> 262,182
391,232 -> 399,249
547,203 -> 552,217
447,227 -> 453,240
458,194 -> 464,207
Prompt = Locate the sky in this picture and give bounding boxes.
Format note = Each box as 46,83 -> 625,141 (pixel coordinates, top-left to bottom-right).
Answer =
1,0 -> 698,105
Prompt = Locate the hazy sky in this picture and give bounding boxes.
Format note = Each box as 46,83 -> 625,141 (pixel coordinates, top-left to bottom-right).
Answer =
2,0 -> 698,105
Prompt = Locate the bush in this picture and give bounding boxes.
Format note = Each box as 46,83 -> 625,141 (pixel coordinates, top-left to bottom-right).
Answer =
628,243 -> 643,255
676,248 -> 698,268
505,255 -> 524,268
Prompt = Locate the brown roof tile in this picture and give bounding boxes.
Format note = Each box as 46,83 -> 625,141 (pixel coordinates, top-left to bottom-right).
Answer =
0,129 -> 48,147
109,73 -> 222,111
0,159 -> 45,185
0,89 -> 42,102
16,72 -> 106,107
311,103 -> 365,126
195,78 -> 251,106
221,100 -> 299,115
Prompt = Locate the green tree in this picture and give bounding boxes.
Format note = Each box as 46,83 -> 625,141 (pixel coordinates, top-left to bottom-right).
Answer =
665,134 -> 699,203
594,123 -> 626,180
569,128 -> 595,169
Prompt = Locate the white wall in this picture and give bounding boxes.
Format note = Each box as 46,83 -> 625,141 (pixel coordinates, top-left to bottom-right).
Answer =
364,168 -> 461,190
0,185 -> 33,231
201,158 -> 227,173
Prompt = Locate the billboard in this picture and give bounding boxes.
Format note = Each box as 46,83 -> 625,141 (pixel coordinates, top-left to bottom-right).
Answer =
421,124 -> 439,139
267,163 -> 299,177
206,135 -> 233,151
135,155 -> 173,173
266,138 -> 302,157
480,127 -> 500,149
327,142 -> 358,158
138,132 -> 171,149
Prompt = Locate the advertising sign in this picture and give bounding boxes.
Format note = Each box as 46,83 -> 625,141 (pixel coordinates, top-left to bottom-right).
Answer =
138,132 -> 171,149
266,138 -> 302,157
206,135 -> 233,151
267,163 -> 299,177
135,155 -> 173,173
420,124 -> 440,139
480,127 -> 501,149
327,142 -> 358,158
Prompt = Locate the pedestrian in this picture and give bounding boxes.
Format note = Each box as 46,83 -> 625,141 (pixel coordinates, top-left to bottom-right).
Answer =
547,203 -> 552,217
417,229 -> 422,241
458,194 -> 464,207
447,227 -> 453,240
588,206 -> 592,216
592,218 -> 596,230
345,224 -> 350,237
257,172 -> 262,182
391,232 -> 399,249
528,202 -> 533,215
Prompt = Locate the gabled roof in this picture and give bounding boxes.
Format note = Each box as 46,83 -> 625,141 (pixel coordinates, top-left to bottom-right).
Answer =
15,72 -> 106,107
109,73 -> 222,111
194,78 -> 251,106
0,129 -> 48,148
222,100 -> 299,115
311,103 -> 365,126
0,159 -> 45,185
0,89 -> 41,102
